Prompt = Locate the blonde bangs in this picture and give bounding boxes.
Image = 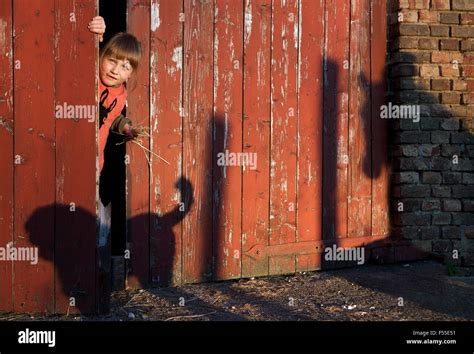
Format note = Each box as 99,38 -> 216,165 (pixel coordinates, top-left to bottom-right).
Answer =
99,32 -> 142,71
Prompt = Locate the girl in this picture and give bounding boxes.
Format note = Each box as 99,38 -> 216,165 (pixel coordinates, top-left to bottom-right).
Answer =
88,16 -> 140,174
89,17 -> 141,306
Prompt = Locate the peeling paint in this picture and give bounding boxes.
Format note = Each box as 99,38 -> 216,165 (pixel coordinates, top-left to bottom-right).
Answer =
151,2 -> 160,32
0,117 -> 13,134
244,1 -> 252,45
0,18 -> 7,54
172,46 -> 182,72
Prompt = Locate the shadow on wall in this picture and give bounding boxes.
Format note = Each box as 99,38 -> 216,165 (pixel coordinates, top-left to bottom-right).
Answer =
23,44 -> 473,315
24,115 -> 227,315
326,48 -> 474,319
25,175 -> 193,315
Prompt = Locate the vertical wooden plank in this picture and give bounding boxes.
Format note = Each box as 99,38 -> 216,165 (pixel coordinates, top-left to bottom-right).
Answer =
269,0 -> 298,275
55,0 -> 98,314
149,0 -> 184,286
322,0 -> 350,241
183,0 -> 214,283
296,0 -> 324,272
0,0 -> 14,312
213,0 -> 243,281
347,0 -> 372,238
126,0 -> 150,289
13,0 -> 55,313
371,0 -> 390,237
242,0 -> 271,278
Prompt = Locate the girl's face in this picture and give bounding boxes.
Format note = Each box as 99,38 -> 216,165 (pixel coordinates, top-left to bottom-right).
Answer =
100,55 -> 133,88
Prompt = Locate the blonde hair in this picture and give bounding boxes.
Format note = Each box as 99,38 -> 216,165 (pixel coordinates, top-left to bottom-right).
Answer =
100,32 -> 142,89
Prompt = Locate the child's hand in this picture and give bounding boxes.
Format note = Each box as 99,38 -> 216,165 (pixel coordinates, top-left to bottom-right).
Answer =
123,124 -> 139,140
88,16 -> 106,42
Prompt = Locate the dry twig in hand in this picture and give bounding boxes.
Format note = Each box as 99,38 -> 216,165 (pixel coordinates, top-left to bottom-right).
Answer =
116,125 -> 170,165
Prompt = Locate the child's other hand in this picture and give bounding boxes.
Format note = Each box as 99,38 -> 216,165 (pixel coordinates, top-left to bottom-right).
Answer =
88,16 -> 106,42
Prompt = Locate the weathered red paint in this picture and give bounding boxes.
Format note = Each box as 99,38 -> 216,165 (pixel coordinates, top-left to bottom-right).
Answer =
269,0 -> 299,276
0,0 -> 398,314
296,0 -> 324,272
149,0 -> 184,287
241,0 -> 271,279
126,0 -> 151,289
0,0 -> 14,312
371,0 -> 390,238
182,0 -> 214,284
213,0 -> 243,281
54,0 -> 98,314
348,0 -> 372,238
13,0 -> 56,313
323,0 -> 350,241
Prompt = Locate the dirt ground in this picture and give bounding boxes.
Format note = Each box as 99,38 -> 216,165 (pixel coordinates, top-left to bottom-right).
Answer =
1,260 -> 473,321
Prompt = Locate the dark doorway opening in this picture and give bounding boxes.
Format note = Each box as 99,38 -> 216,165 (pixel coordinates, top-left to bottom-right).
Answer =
99,0 -> 127,258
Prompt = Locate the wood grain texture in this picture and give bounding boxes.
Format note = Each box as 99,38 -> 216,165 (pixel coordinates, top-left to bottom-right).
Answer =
348,0 -> 372,238
149,0 -> 184,287
269,0 -> 298,275
0,0 -> 14,312
322,0 -> 350,241
54,0 -> 98,313
370,0 -> 390,238
127,0 -> 151,289
242,0 -> 271,278
13,0 -> 56,313
213,0 -> 243,281
182,0 -> 214,283
296,0 -> 324,272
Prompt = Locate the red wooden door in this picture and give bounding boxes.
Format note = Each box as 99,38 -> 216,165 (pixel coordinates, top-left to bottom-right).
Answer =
0,0 -> 98,314
125,0 -> 390,286
0,0 -> 391,314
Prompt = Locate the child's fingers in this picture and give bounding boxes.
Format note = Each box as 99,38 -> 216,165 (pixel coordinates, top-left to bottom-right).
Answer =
88,18 -> 105,30
88,22 -> 105,29
89,26 -> 105,33
88,23 -> 106,34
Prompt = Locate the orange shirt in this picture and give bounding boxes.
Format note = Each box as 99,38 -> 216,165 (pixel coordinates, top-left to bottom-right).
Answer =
98,80 -> 127,173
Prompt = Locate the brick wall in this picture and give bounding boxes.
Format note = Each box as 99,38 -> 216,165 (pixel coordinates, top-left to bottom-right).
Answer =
388,0 -> 474,270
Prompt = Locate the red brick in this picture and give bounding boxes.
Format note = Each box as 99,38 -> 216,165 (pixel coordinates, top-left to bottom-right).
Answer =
440,12 -> 459,24
467,80 -> 474,90
440,65 -> 460,77
400,23 -> 431,36
441,92 -> 461,104
393,51 -> 431,63
452,0 -> 474,11
399,0 -> 410,9
413,0 -> 430,9
461,39 -> 474,51
440,39 -> 459,50
431,0 -> 450,10
453,80 -> 467,91
430,25 -> 450,37
419,38 -> 439,50
460,13 -> 474,25
419,10 -> 439,23
431,51 -> 463,64
396,37 -> 419,49
393,64 -> 419,76
451,26 -> 474,38
400,10 -> 419,23
420,64 -> 440,77
464,53 -> 474,64
431,79 -> 451,90
462,66 -> 474,78
462,93 -> 474,104
400,78 -> 431,90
